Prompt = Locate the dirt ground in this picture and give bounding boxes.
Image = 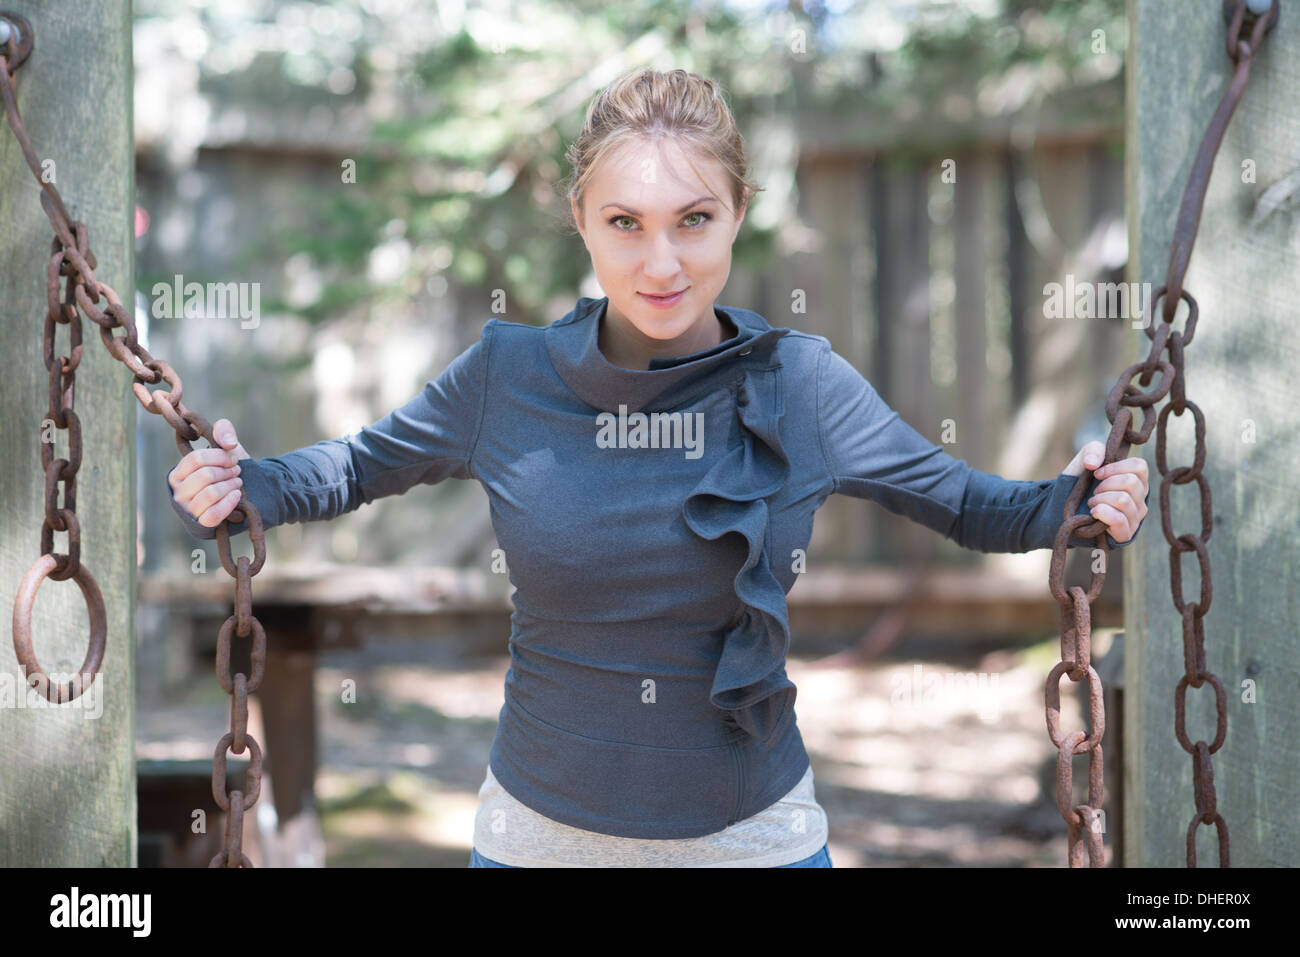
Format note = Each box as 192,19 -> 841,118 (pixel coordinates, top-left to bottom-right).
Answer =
137,627 -> 1113,867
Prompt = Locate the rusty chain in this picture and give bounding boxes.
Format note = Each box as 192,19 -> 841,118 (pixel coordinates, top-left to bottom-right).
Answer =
2,10 -> 266,867
1045,0 -> 1275,868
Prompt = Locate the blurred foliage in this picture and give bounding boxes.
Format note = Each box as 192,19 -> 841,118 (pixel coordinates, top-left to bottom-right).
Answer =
870,0 -> 1126,99
133,0 -> 1125,329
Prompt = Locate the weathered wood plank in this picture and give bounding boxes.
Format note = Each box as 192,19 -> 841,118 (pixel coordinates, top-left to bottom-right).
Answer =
1126,0 -> 1298,867
0,2 -> 134,866
800,155 -> 879,563
953,151 -> 991,478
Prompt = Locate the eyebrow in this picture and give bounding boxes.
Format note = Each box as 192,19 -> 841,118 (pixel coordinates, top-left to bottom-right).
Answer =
600,196 -> 718,216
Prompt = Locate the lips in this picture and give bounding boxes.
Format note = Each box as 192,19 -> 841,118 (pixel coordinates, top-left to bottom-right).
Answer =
638,288 -> 688,306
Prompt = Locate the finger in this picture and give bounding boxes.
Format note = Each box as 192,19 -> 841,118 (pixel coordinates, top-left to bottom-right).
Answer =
213,419 -> 248,460
1086,489 -> 1143,518
190,473 -> 242,513
179,463 -> 242,499
1092,471 -> 1143,497
1064,441 -> 1107,476
1108,489 -> 1147,523
1089,501 -> 1132,544
197,482 -> 245,527
1095,456 -> 1147,482
172,448 -> 240,486
182,470 -> 242,515
1081,441 -> 1106,470
197,489 -> 242,528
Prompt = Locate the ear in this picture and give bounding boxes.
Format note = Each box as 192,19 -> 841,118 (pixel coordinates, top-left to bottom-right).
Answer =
732,187 -> 749,238
570,195 -> 586,243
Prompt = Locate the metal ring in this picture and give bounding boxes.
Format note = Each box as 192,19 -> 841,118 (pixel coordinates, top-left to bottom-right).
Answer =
0,11 -> 34,72
11,552 -> 106,703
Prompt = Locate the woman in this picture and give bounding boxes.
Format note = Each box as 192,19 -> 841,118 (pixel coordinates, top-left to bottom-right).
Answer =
167,69 -> 1150,868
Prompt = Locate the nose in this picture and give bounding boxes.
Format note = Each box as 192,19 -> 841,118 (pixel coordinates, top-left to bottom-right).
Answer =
642,230 -> 683,280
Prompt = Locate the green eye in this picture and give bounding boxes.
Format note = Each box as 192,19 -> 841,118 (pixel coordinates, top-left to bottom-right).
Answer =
606,212 -> 714,231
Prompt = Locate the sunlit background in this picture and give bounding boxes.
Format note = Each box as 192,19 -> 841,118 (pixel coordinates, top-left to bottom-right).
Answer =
128,0 -> 1131,867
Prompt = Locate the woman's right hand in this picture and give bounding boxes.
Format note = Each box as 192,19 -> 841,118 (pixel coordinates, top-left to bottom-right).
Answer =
168,418 -> 251,528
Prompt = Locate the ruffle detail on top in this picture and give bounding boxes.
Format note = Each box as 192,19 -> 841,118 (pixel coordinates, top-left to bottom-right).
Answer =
682,354 -> 795,747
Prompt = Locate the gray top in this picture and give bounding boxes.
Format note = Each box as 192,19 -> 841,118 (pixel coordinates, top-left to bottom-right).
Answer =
168,295 -> 1143,839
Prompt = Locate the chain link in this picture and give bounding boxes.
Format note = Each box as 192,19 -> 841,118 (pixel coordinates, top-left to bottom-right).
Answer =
1043,0 -> 1275,868
3,11 -> 268,867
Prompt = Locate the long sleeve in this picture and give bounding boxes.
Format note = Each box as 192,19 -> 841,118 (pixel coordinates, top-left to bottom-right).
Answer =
815,343 -> 1147,554
166,324 -> 493,540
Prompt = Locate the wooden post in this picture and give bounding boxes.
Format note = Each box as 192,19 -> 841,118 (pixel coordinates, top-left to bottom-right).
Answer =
0,2 -> 134,865
1125,0 -> 1297,866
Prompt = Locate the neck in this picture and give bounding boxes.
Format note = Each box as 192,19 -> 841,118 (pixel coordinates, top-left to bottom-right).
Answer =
599,306 -> 736,371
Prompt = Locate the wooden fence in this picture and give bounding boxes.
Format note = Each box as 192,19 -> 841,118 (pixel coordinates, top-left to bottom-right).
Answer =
727,137 -> 1132,566
136,115 -> 1131,575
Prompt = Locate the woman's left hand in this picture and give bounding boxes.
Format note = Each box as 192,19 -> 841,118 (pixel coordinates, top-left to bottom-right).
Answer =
1062,440 -> 1149,545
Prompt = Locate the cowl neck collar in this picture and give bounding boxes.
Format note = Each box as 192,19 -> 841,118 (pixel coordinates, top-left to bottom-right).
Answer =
546,295 -> 789,412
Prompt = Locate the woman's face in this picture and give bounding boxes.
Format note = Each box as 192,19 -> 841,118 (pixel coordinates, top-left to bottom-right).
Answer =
570,137 -> 747,367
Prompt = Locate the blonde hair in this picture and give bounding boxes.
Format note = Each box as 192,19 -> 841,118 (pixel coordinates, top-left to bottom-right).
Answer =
561,68 -> 763,235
